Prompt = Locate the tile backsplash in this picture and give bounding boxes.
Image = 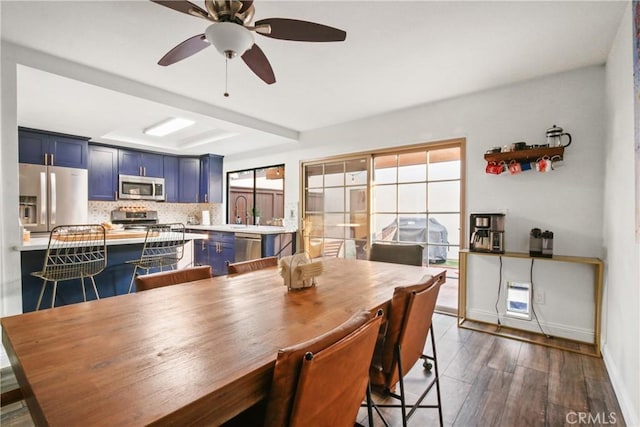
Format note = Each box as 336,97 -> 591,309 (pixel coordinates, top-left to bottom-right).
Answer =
88,201 -> 223,225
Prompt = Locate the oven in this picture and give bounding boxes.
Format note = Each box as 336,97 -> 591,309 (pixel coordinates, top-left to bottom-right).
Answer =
111,209 -> 159,230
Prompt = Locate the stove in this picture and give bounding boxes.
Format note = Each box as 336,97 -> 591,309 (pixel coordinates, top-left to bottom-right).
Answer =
110,208 -> 159,230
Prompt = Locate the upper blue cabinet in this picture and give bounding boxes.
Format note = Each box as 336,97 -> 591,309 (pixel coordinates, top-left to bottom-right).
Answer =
179,157 -> 200,203
199,154 -> 223,203
163,155 -> 179,203
118,149 -> 164,177
88,145 -> 118,201
19,128 -> 89,169
85,142 -> 223,204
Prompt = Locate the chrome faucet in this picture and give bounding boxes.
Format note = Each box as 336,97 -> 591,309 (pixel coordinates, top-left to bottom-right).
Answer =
234,195 -> 248,225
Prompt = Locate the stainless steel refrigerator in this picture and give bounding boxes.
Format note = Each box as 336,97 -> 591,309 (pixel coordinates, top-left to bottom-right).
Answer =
19,163 -> 88,233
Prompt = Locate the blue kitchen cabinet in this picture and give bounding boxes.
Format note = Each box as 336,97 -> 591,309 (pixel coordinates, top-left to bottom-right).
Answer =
214,240 -> 235,276
19,128 -> 88,169
163,155 -> 179,202
118,149 -> 164,177
199,154 -> 223,203
211,232 -> 235,276
191,234 -> 210,267
262,233 -> 296,258
20,244 -> 143,312
88,145 -> 119,201
179,157 -> 200,203
189,230 -> 234,276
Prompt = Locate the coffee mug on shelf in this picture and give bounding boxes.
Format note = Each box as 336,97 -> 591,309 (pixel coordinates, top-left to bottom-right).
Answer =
508,160 -> 522,175
485,161 -> 503,175
550,155 -> 564,169
512,141 -> 528,151
536,156 -> 551,172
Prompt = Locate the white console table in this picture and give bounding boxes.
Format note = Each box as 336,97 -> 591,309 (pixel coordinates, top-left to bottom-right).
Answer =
458,250 -> 604,357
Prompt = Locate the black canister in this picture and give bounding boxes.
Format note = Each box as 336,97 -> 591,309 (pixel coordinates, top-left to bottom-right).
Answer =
541,230 -> 554,258
529,228 -> 542,257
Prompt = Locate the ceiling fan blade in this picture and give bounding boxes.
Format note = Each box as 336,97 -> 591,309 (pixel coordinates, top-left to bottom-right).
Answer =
254,18 -> 346,42
151,0 -> 209,19
241,44 -> 276,85
239,0 -> 253,14
158,34 -> 210,66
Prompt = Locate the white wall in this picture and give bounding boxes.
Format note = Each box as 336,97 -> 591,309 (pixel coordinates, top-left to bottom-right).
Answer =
226,63 -> 640,420
0,40 -> 22,368
228,66 -> 606,257
227,66 -> 607,340
603,4 -> 640,426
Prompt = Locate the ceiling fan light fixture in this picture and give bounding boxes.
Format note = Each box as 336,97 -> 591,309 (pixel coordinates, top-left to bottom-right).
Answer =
205,22 -> 254,58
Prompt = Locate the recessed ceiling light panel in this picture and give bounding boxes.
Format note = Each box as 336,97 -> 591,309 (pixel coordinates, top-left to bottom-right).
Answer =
144,117 -> 195,137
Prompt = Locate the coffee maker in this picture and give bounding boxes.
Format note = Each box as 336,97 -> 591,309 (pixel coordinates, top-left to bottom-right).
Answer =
469,213 -> 505,253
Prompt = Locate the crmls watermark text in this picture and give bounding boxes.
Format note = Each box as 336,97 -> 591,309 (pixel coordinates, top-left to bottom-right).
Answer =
566,411 -> 617,424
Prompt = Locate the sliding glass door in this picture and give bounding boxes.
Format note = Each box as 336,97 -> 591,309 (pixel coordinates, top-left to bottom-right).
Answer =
302,157 -> 369,259
301,139 -> 464,313
372,146 -> 461,268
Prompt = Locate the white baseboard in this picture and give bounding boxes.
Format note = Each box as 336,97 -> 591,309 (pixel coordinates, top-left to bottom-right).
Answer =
466,308 -> 594,343
601,345 -> 639,427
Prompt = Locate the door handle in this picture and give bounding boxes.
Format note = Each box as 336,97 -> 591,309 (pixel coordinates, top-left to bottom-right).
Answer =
50,172 -> 56,225
40,172 -> 47,225
50,154 -> 54,166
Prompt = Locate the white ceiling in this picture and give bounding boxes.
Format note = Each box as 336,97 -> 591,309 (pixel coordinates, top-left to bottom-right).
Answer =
1,1 -> 627,157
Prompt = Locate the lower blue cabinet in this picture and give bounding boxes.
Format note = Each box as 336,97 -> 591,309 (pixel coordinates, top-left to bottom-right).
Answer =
190,231 -> 235,276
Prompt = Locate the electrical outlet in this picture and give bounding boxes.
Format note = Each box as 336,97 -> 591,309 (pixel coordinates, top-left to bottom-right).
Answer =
534,290 -> 545,304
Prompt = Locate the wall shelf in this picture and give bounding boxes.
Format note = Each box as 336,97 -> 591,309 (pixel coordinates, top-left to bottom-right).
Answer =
458,249 -> 603,357
484,146 -> 564,163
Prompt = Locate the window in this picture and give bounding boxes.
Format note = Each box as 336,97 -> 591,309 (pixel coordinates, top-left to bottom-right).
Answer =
227,165 -> 284,226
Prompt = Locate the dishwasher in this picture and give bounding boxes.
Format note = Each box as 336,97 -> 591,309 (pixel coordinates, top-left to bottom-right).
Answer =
234,233 -> 262,262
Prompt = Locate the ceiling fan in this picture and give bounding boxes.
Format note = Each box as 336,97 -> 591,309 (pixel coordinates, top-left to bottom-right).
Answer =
152,0 -> 346,95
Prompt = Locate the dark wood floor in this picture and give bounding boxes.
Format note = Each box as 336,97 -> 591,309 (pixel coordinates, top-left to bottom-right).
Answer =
357,313 -> 625,426
1,313 -> 625,427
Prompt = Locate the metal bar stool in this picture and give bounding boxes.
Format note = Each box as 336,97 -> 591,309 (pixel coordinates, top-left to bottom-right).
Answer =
31,224 -> 107,310
126,223 -> 186,293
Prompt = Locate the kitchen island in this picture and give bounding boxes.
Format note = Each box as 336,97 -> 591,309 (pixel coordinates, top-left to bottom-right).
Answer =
185,225 -> 297,276
17,231 -> 207,312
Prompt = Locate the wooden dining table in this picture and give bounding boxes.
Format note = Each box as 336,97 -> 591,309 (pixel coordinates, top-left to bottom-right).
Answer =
2,258 -> 446,426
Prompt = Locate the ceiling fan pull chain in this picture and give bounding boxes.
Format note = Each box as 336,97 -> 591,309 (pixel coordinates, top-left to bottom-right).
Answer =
224,56 -> 230,97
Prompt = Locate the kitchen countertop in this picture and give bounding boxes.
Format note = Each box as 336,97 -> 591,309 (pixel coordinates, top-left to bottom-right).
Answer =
185,225 -> 298,235
17,232 -> 208,252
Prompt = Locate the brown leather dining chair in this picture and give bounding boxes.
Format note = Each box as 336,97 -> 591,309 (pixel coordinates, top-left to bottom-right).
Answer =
262,309 -> 383,427
134,265 -> 212,292
368,272 -> 446,427
369,243 -> 424,266
227,256 -> 278,275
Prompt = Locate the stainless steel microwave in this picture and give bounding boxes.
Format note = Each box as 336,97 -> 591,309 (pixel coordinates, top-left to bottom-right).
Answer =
118,174 -> 165,201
